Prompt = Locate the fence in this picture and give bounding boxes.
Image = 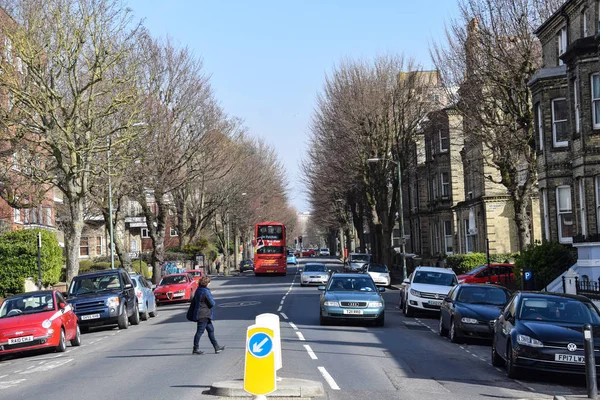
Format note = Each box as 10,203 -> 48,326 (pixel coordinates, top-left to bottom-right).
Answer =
575,277 -> 600,301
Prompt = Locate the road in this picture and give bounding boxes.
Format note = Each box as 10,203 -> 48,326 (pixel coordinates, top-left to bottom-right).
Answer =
0,258 -> 590,399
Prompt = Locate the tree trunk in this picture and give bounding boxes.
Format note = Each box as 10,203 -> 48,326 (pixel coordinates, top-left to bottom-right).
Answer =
234,224 -> 240,271
114,219 -> 131,271
65,197 -> 85,284
140,193 -> 168,284
514,196 -> 531,252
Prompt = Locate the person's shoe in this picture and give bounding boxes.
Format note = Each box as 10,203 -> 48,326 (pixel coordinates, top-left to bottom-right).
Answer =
214,345 -> 225,354
192,349 -> 204,355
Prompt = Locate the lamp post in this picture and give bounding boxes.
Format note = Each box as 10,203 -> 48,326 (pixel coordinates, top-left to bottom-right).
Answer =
107,136 -> 115,270
367,157 -> 407,280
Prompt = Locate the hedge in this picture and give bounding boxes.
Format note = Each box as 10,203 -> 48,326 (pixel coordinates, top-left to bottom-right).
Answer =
514,241 -> 577,290
0,229 -> 63,297
131,260 -> 150,279
445,252 -> 519,275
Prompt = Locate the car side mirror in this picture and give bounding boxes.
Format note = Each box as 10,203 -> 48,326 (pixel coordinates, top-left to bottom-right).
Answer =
403,279 -> 410,284
59,302 -> 67,309
378,287 -> 386,292
124,283 -> 133,289
444,296 -> 452,303
317,286 -> 326,291
504,310 -> 513,321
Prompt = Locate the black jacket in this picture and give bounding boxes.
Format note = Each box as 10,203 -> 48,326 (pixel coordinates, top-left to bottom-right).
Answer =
187,287 -> 215,322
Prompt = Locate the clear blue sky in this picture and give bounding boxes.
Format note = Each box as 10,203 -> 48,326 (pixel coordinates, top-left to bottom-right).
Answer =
126,0 -> 459,212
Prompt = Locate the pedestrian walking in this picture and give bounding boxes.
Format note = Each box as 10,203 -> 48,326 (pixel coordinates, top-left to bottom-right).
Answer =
215,259 -> 221,276
188,275 -> 225,355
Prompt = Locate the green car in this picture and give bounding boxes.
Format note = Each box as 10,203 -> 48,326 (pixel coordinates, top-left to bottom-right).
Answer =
318,273 -> 385,326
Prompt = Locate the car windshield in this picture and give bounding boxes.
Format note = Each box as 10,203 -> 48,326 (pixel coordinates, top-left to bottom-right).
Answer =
413,271 -> 457,286
159,275 -> 188,285
350,254 -> 370,262
457,286 -> 509,306
369,265 -> 388,273
69,274 -> 121,295
465,265 -> 487,275
518,297 -> 600,324
328,277 -> 377,292
304,264 -> 326,272
0,293 -> 55,318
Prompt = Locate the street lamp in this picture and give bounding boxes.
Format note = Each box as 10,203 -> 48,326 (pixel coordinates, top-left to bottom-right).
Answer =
367,157 -> 407,280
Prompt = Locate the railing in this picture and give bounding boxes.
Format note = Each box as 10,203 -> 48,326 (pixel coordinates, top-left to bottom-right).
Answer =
576,277 -> 600,301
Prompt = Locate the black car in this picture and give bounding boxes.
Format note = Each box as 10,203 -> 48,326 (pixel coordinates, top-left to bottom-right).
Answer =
66,268 -> 140,331
439,284 -> 511,343
492,291 -> 600,379
239,259 -> 254,273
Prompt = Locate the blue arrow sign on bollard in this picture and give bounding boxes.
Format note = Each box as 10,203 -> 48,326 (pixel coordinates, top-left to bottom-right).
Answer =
248,332 -> 273,358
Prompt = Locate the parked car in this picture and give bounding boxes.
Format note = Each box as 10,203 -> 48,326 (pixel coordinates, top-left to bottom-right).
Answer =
345,253 -> 371,272
319,273 -> 385,326
439,283 -> 511,343
286,251 -> 297,265
457,263 -> 515,284
0,290 -> 81,356
129,273 -> 158,321
186,269 -> 205,282
364,263 -> 391,287
67,268 -> 140,331
239,259 -> 255,272
319,248 -> 330,257
154,273 -> 197,305
295,248 -> 315,258
300,263 -> 330,286
492,292 -> 600,379
402,266 -> 458,317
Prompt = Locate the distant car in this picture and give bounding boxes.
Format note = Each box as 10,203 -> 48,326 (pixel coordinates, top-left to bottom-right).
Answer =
457,264 -> 515,284
319,273 -> 385,326
492,292 -> 600,379
130,273 -> 158,321
402,266 -> 458,317
365,263 -> 391,287
320,248 -> 330,257
186,269 -> 205,282
301,263 -> 330,286
154,274 -> 197,305
295,248 -> 315,258
239,259 -> 255,272
439,284 -> 511,343
345,253 -> 371,272
286,252 -> 297,265
0,290 -> 81,356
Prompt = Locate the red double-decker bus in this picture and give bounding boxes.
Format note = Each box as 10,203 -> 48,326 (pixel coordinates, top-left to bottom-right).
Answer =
253,222 -> 287,276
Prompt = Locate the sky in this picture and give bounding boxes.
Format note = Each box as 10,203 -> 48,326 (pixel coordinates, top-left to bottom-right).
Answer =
125,0 -> 460,212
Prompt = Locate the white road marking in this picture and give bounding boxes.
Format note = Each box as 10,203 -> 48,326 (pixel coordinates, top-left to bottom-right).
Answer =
20,358 -> 73,374
13,370 -> 22,374
280,300 -> 284,305
282,296 -> 286,301
25,366 -> 35,370
0,375 -> 6,379
277,306 -> 282,312
296,332 -> 305,341
304,345 -> 318,360
289,322 -> 298,330
280,312 -> 288,320
0,379 -> 26,389
318,366 -> 340,390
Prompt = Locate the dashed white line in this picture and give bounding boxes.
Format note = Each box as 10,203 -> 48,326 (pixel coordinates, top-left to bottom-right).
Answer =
25,366 -> 35,370
282,296 -> 286,301
296,332 -> 305,341
280,300 -> 285,305
0,375 -> 7,379
289,322 -> 298,330
303,344 -> 318,360
280,312 -> 288,320
318,366 -> 340,390
13,370 -> 22,374
277,306 -> 282,312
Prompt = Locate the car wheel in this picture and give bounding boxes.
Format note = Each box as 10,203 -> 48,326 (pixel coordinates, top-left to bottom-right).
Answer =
70,324 -> 82,347
376,313 -> 385,327
506,341 -> 520,379
56,328 -> 67,352
449,318 -> 462,343
140,303 -> 149,321
129,303 -> 141,325
404,299 -> 415,317
118,307 -> 129,330
439,314 -> 449,337
491,337 -> 504,367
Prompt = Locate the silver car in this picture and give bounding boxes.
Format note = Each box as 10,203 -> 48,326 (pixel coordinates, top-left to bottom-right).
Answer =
130,273 -> 158,320
301,263 -> 330,287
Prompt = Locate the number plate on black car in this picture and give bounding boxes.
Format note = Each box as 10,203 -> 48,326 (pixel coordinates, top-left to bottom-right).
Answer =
555,354 -> 585,363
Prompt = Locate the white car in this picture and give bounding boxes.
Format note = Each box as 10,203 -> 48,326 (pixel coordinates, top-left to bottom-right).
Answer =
365,263 -> 390,287
402,266 -> 457,317
300,263 -> 330,286
319,248 -> 330,256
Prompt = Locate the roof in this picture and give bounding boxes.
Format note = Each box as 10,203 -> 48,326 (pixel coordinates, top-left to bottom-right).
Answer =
7,290 -> 55,298
534,0 -> 570,35
527,65 -> 567,87
331,273 -> 370,278
516,291 -> 593,302
304,262 -> 326,266
415,266 -> 455,273
75,269 -> 124,277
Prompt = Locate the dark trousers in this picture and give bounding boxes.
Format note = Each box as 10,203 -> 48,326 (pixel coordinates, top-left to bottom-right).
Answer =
193,320 -> 218,350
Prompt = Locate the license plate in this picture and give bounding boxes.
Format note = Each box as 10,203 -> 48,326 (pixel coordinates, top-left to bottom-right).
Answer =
428,300 -> 443,306
8,336 -> 34,345
174,293 -> 184,297
81,313 -> 100,320
343,309 -> 363,315
267,270 -> 274,273
555,354 -> 585,363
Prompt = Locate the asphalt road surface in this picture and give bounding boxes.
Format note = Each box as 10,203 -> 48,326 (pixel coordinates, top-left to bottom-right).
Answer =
0,257 -> 590,399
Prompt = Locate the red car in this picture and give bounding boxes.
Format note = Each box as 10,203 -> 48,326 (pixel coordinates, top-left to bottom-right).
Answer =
294,249 -> 315,258
0,290 -> 81,355
154,273 -> 197,304
457,263 -> 515,284
186,269 -> 205,284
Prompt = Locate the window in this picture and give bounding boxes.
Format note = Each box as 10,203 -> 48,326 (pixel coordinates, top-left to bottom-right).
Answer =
584,10 -> 589,36
592,74 -> 600,129
141,228 -> 149,238
439,129 -> 449,152
542,189 -> 550,241
536,103 -> 543,150
4,37 -> 11,64
574,79 -> 580,134
96,236 -> 104,256
464,220 -> 475,253
579,179 -> 587,237
170,227 -> 178,237
552,98 -> 568,147
45,207 -> 52,226
441,172 -> 450,197
556,186 -> 574,244
433,222 -> 440,254
80,237 -> 90,257
444,220 -> 453,255
557,27 -> 567,65
131,239 -> 138,252
13,208 -> 20,223
432,175 -> 438,200
595,176 -> 600,233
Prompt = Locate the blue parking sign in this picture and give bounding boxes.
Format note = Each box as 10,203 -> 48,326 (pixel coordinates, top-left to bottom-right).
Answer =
524,271 -> 532,281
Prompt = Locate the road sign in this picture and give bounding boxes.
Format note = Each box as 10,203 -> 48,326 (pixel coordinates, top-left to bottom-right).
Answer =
244,325 -> 276,395
255,313 -> 282,371
524,271 -> 532,281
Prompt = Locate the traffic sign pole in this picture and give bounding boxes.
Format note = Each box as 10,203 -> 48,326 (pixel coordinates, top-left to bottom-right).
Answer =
244,325 -> 276,396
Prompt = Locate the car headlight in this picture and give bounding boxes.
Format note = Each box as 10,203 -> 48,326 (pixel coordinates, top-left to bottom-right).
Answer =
42,319 -> 52,329
323,301 -> 339,307
410,289 -> 421,297
368,302 -> 383,308
517,334 -> 544,348
106,296 -> 120,308
461,317 -> 478,324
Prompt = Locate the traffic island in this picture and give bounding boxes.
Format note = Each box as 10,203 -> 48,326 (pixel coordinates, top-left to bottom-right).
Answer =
209,378 -> 325,398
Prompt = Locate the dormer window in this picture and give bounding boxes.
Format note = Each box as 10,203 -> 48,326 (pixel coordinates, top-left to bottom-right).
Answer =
557,27 -> 567,65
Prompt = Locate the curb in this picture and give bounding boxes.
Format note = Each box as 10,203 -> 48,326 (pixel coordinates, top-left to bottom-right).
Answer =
210,378 -> 325,398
